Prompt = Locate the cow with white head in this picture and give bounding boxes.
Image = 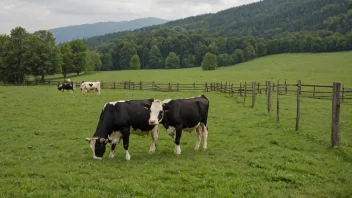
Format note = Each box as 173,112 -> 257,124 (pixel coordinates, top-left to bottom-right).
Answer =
148,95 -> 209,156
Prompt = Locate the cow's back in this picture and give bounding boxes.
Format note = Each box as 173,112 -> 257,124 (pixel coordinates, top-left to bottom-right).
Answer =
110,99 -> 154,131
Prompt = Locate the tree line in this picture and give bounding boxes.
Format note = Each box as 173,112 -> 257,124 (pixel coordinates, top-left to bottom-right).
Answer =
1,0 -> 352,82
0,27 -> 102,82
86,0 -> 352,71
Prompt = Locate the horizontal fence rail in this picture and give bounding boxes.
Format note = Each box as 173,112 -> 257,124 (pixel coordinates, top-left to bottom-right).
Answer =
1,80 -> 351,102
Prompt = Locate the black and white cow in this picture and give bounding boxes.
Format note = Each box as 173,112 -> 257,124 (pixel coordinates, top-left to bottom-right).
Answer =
85,99 -> 159,161
147,95 -> 209,156
80,81 -> 101,95
58,82 -> 74,92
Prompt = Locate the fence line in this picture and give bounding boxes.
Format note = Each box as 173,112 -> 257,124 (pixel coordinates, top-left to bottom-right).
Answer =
1,80 -> 352,101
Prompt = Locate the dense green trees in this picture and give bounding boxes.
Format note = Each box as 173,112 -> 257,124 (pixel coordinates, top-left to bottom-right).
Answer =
0,27 -> 97,82
1,0 -> 352,80
79,0 -> 352,72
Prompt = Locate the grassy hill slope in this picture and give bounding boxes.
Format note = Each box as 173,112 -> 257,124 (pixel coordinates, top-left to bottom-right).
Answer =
59,51 -> 352,86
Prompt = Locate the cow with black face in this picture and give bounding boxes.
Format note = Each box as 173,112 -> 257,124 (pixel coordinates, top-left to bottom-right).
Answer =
58,82 -> 74,92
148,95 -> 209,156
85,99 -> 159,161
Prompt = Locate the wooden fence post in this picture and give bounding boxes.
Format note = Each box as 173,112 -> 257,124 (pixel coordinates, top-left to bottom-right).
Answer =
205,83 -> 208,92
140,81 -> 142,90
152,81 -> 155,91
257,83 -> 260,94
285,80 -> 288,95
128,80 -> 131,89
296,80 -> 301,131
265,81 -> 268,95
240,83 -> 242,96
273,83 -> 275,91
221,82 -> 223,92
267,81 -> 272,113
277,80 -> 280,123
252,81 -> 256,108
114,82 -> 116,89
331,82 -> 341,147
341,86 -> 344,103
230,83 -> 233,96
244,82 -> 247,104
168,83 -> 171,92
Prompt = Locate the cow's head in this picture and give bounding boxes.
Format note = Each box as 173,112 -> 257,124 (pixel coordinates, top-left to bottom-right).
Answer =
85,137 -> 110,159
148,99 -> 170,125
57,83 -> 63,90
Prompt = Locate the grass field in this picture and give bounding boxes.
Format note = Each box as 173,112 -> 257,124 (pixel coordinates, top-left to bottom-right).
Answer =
1,52 -> 352,197
46,52 -> 352,86
0,85 -> 351,197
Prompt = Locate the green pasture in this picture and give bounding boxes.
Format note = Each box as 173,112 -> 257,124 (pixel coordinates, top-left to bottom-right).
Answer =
46,52 -> 352,86
0,85 -> 351,197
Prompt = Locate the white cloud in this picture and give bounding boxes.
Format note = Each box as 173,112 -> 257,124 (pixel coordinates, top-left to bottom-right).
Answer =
0,0 -> 259,34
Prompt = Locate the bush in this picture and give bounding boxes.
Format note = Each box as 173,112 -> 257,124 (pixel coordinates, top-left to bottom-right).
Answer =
201,52 -> 217,71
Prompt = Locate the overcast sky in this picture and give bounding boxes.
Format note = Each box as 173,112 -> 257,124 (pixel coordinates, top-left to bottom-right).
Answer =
0,0 -> 259,34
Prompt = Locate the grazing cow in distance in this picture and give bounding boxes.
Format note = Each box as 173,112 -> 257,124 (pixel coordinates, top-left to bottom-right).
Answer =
58,81 -> 74,92
80,81 -> 101,95
85,99 -> 159,161
147,95 -> 209,156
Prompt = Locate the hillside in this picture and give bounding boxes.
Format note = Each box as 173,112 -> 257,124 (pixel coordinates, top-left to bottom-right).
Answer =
79,0 -> 352,73
83,0 -> 352,49
55,52 -> 352,86
49,17 -> 169,44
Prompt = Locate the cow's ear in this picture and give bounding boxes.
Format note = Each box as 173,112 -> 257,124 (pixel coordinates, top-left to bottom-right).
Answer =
141,102 -> 151,110
144,103 -> 151,110
163,103 -> 170,111
85,137 -> 98,143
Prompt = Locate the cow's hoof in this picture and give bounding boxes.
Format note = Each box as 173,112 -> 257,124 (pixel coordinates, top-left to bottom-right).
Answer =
202,148 -> 207,152
93,156 -> 102,160
148,151 -> 154,155
175,153 -> 181,157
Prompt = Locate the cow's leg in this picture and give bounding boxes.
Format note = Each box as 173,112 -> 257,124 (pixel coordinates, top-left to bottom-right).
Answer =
109,131 -> 122,159
194,125 -> 203,151
149,126 -> 158,154
174,125 -> 182,156
201,123 -> 208,152
121,128 -> 131,161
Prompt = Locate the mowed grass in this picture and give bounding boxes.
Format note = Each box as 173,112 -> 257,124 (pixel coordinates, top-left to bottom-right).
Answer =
0,86 -> 351,197
47,52 -> 352,86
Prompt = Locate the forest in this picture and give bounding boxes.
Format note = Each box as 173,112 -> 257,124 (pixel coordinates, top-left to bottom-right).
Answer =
0,27 -> 100,82
1,0 -> 352,82
85,0 -> 352,71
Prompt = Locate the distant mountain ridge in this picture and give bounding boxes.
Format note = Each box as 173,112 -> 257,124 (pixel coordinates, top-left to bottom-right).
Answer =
49,17 -> 169,44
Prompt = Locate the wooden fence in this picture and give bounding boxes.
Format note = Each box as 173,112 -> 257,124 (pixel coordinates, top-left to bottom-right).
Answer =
1,80 -> 352,101
212,80 -> 349,148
